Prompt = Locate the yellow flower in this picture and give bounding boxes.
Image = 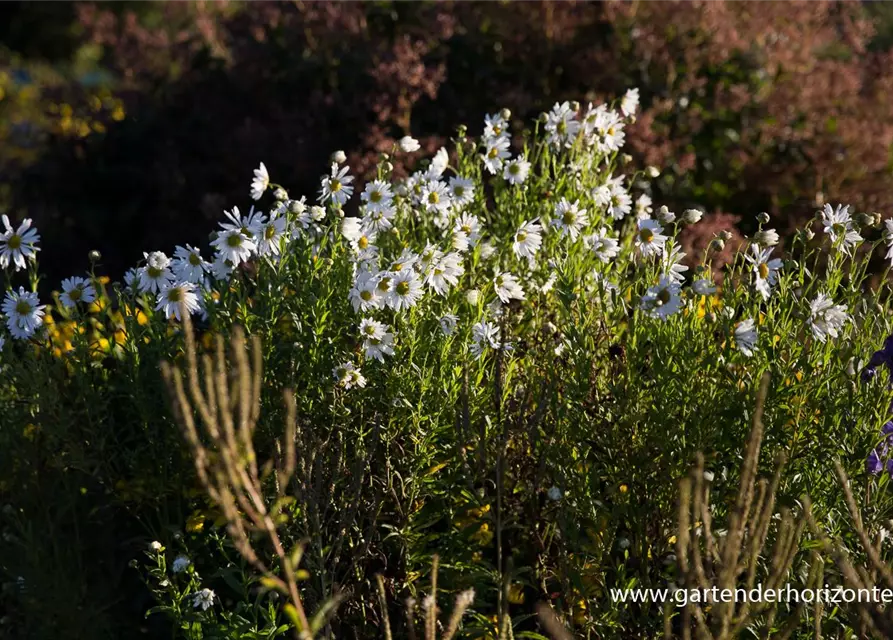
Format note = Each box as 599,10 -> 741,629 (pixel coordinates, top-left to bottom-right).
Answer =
186,511 -> 207,533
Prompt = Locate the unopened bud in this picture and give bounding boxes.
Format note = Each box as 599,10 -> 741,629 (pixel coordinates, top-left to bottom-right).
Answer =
500,108 -> 512,121
719,230 -> 733,242
710,238 -> 726,252
88,250 -> 102,263
646,166 -> 660,178
383,161 -> 394,173
332,150 -> 347,164
569,101 -> 580,113
621,153 -> 633,165
855,212 -> 877,228
682,209 -> 703,224
658,205 -> 676,224
754,229 -> 779,247
465,289 -> 481,306
756,211 -> 770,224
272,187 -> 288,202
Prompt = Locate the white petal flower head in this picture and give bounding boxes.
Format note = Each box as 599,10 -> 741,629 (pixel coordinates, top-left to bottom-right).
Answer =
635,218 -> 667,258
621,87 -> 640,118
138,251 -> 176,294
334,361 -> 366,389
250,162 -> 269,201
512,220 -> 543,262
349,269 -> 382,313
3,287 -> 45,340
319,162 -> 355,206
361,320 -> 396,363
662,241 -> 688,285
635,194 -> 653,219
398,136 -> 421,153
210,254 -> 233,282
453,213 -> 482,249
734,318 -> 758,357
361,179 -> 394,215
593,108 -> 625,154
421,180 -> 451,214
552,199 -> 589,241
885,218 -> 893,265
809,293 -> 849,343
744,244 -> 783,301
503,156 -> 531,185
544,101 -> 581,149
212,210 -> 258,267
388,269 -> 424,311
172,555 -> 191,574
172,245 -> 211,284
428,147 -> 449,178
640,276 -> 682,320
470,320 -> 501,359
482,135 -> 511,174
821,203 -> 862,253
585,228 -> 620,263
0,215 -> 41,271
156,282 -> 201,321
193,588 -> 216,611
449,176 -> 475,208
255,215 -> 288,258
439,314 -> 458,336
547,486 -> 563,501
692,278 -> 717,296
60,276 -> 97,309
494,272 -> 525,304
483,112 -> 509,139
425,252 -> 464,296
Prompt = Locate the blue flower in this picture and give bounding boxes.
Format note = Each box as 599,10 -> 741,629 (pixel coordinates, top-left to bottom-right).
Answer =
862,335 -> 893,384
866,421 -> 893,477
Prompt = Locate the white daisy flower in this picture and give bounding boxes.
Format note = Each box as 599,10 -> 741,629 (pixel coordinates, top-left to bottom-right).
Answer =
635,218 -> 667,258
621,88 -> 640,118
334,361 -> 366,389
512,220 -> 543,262
552,198 -> 588,241
425,252 -> 464,296
754,228 -> 780,247
255,215 -> 288,258
692,278 -> 717,296
421,180 -> 451,214
484,112 -> 509,139
885,219 -> 893,265
193,588 -> 216,611
503,156 -> 531,185
398,136 -> 421,153
349,270 -> 381,313
585,228 -> 620,262
744,244 -> 783,301
138,251 -> 176,294
733,318 -> 758,357
60,276 -> 97,309
0,215 -> 40,271
172,245 -> 210,284
544,101 -> 581,149
172,555 -> 191,573
212,211 -> 258,267
640,276 -> 682,320
470,320 -> 501,359
360,319 -> 396,363
635,194 -> 653,219
593,176 -> 631,220
494,272 -> 525,304
2,287 -> 45,340
821,203 -> 861,253
482,135 -> 511,174
210,254 -> 233,282
156,282 -> 200,321
123,267 -> 139,290
453,213 -> 482,249
662,241 -> 688,285
808,293 -> 849,342
361,180 -> 394,214
250,162 -> 269,201
449,176 -> 475,208
427,147 -> 449,178
593,108 -> 625,154
319,162 -> 355,206
439,314 -> 458,336
388,269 -> 424,311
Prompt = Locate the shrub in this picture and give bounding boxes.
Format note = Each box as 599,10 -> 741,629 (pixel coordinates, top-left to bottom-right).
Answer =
2,93 -> 893,638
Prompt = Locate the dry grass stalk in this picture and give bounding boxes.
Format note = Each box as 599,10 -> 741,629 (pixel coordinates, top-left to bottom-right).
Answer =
803,461 -> 893,637
671,372 -> 813,639
160,306 -> 331,639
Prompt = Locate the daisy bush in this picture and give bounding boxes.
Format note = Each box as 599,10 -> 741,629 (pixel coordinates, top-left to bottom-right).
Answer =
2,92 -> 893,638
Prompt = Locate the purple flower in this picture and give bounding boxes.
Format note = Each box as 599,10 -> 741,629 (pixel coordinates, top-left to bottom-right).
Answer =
862,335 -> 893,384
866,421 -> 893,477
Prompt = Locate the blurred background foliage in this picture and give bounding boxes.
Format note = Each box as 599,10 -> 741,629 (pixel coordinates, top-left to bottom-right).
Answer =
2,0 -> 893,284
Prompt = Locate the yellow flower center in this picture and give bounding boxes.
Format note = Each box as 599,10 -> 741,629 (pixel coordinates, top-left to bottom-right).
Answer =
562,211 -> 576,225
358,236 -> 369,250
360,290 -> 373,301
226,233 -> 242,248
758,263 -> 769,280
68,288 -> 82,301
7,234 -> 22,250
330,179 -> 342,193
396,281 -> 410,296
516,231 -> 527,243
15,299 -> 31,315
639,228 -> 654,243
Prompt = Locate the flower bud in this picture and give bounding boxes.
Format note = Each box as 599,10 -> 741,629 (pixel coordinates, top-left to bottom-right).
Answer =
682,208 -> 703,224
657,205 -> 676,224
331,150 -> 347,164
288,199 -> 306,215
88,250 -> 102,263
646,166 -> 660,178
621,153 -> 633,165
383,161 -> 394,173
456,124 -> 467,140
719,230 -> 733,242
272,187 -> 288,202
398,136 -> 420,153
500,108 -> 512,121
754,228 -> 779,247
710,238 -> 725,252
756,211 -> 770,224
465,289 -> 481,306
